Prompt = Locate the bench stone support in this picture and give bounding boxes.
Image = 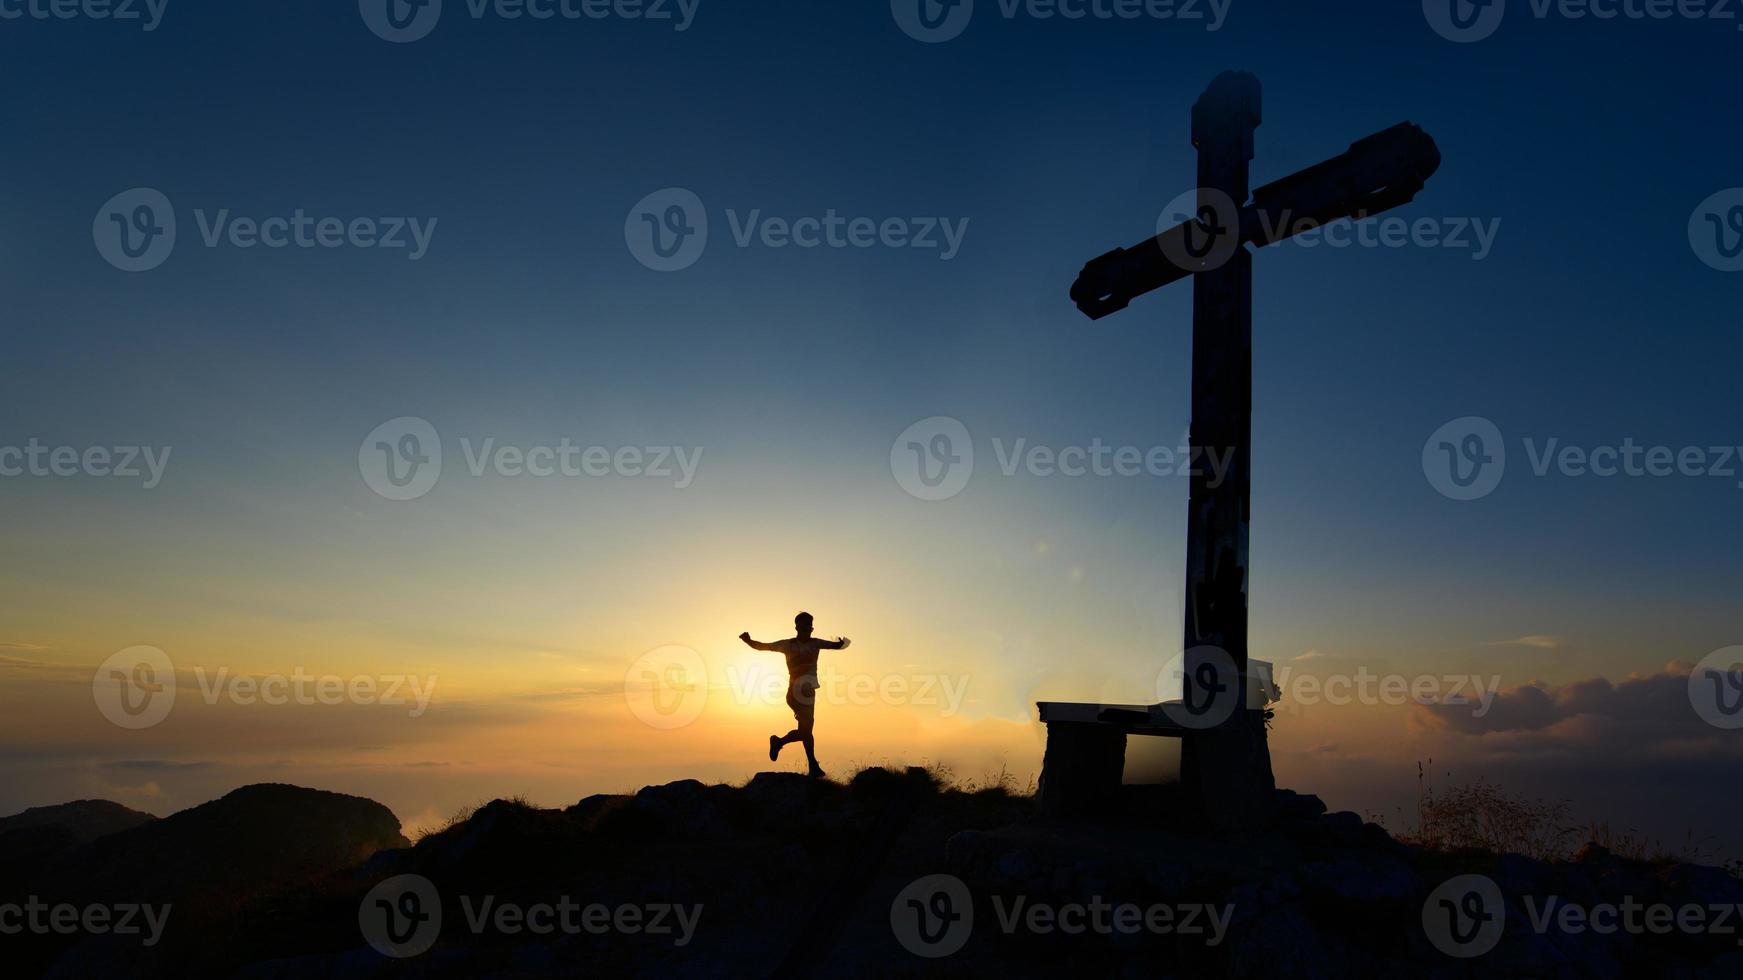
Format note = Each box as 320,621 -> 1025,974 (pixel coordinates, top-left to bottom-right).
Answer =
1037,722 -> 1126,818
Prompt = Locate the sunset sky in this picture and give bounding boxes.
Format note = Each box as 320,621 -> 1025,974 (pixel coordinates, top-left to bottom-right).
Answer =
2,3 -> 1740,856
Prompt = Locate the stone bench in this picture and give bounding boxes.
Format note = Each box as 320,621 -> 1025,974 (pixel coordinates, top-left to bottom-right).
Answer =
1036,659 -> 1277,819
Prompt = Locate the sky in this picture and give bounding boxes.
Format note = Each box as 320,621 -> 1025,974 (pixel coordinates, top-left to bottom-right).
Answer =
1,1 -> 1740,855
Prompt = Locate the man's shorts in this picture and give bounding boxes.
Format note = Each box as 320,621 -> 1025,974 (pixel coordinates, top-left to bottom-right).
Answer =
786,674 -> 819,724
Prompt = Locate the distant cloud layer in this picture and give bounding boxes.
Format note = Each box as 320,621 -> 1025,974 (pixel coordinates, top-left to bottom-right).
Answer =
1414,661 -> 1706,737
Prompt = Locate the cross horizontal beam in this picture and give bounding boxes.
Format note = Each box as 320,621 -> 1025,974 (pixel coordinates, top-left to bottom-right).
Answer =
1070,121 -> 1442,319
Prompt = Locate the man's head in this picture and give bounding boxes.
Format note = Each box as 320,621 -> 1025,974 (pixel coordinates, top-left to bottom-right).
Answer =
794,611 -> 814,637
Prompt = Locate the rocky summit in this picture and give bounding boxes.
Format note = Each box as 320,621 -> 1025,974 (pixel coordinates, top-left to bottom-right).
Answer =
3,773 -> 1740,978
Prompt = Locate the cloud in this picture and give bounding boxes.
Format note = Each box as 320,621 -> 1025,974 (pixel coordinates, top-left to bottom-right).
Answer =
1413,662 -> 1704,735
1486,635 -> 1564,650
0,655 -> 64,670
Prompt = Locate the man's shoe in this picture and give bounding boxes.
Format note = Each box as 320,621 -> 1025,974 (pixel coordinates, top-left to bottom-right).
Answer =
769,735 -> 781,762
807,764 -> 826,779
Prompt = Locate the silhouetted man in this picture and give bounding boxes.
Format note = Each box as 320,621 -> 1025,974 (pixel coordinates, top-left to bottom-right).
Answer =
739,612 -> 850,778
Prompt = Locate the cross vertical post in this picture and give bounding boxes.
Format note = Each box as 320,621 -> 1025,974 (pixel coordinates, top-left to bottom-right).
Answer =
1178,71 -> 1275,829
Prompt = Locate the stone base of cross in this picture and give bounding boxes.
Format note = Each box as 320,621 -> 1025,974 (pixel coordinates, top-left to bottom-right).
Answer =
1038,71 -> 1440,831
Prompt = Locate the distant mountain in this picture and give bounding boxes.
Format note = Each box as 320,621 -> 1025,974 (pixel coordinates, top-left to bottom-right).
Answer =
0,799 -> 157,842
0,799 -> 158,873
3,783 -> 409,978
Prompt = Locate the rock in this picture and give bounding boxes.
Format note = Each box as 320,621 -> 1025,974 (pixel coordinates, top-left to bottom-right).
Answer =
1495,852 -> 1550,894
1696,951 -> 1743,978
565,792 -> 630,829
1306,810 -> 1365,846
631,779 -> 730,839
1296,856 -> 1418,902
1661,862 -> 1743,906
847,765 -> 934,798
1273,789 -> 1328,823
943,829 -> 985,872
994,848 -> 1040,885
743,771 -> 815,820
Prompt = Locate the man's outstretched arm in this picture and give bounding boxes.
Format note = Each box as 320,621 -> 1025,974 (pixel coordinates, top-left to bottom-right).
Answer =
739,632 -> 778,652
819,636 -> 851,650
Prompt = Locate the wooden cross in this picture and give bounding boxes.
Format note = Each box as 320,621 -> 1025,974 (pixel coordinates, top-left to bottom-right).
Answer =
1038,71 -> 1441,828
